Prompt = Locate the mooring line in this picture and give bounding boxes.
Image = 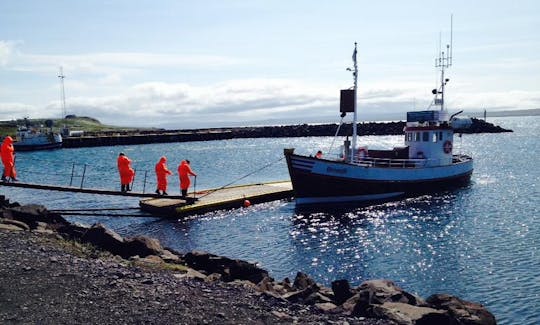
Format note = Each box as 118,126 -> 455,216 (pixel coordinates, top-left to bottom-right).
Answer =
197,156 -> 285,199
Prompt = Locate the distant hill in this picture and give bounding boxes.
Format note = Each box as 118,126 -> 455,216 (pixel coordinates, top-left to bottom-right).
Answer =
0,116 -> 158,137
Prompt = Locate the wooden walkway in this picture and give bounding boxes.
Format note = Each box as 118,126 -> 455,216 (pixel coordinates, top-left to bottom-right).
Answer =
1,180 -> 294,218
139,181 -> 293,217
0,181 -> 183,199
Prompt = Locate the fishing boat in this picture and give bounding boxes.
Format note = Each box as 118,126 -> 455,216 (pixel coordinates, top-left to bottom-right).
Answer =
284,36 -> 473,205
13,123 -> 63,151
13,67 -> 68,151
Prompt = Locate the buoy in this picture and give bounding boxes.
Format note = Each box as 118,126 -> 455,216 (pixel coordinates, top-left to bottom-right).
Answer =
243,199 -> 251,207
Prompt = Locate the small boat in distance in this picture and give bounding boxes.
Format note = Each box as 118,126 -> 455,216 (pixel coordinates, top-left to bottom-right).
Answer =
284,35 -> 474,205
13,120 -> 63,151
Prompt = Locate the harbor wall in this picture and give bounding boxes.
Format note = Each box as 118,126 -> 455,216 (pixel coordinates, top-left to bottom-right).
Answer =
63,119 -> 511,148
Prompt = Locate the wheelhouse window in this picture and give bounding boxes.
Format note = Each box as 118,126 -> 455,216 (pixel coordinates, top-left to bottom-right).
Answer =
432,133 -> 437,142
406,132 -> 413,142
415,132 -> 421,141
422,132 -> 429,142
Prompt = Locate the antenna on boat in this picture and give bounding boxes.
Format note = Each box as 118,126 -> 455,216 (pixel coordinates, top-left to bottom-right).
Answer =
58,66 -> 67,119
351,42 -> 358,163
434,14 -> 453,112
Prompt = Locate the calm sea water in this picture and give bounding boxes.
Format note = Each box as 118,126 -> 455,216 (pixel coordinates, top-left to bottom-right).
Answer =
3,116 -> 539,324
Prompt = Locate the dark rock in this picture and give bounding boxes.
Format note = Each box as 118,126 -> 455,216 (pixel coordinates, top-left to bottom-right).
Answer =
370,302 -> 450,325
228,259 -> 270,284
293,271 -> 318,291
314,302 -> 340,313
356,279 -> 423,306
0,223 -> 26,231
184,251 -> 269,284
0,195 -> 8,208
348,290 -> 372,317
80,223 -> 125,257
305,292 -> 333,305
4,205 -> 69,229
257,276 -> 277,293
184,251 -> 224,275
346,280 -> 426,318
0,218 -> 30,231
332,279 -> 354,305
57,223 -> 91,241
427,293 -> 496,325
124,236 -> 164,258
281,286 -> 318,303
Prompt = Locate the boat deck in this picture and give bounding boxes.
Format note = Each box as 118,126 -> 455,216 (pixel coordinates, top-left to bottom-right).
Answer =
139,181 -> 293,217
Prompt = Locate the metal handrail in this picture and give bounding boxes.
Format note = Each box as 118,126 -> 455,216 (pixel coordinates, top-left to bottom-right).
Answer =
350,154 -> 471,168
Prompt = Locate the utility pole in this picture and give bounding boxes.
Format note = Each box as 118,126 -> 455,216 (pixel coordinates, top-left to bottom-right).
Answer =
58,66 -> 66,118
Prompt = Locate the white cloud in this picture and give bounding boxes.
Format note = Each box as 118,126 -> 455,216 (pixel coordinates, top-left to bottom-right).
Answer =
1,41 -> 539,128
0,41 -> 19,66
6,48 -> 244,76
0,102 -> 37,120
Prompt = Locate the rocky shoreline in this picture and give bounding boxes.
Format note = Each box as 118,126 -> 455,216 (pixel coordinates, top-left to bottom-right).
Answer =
0,196 -> 496,324
63,118 -> 511,148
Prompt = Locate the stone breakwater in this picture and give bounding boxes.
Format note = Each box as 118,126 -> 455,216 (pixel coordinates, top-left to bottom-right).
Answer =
63,118 -> 512,148
0,195 -> 497,324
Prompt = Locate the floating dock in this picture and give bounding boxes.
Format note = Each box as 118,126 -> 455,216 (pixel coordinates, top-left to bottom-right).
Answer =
139,181 -> 293,217
2,180 -> 293,218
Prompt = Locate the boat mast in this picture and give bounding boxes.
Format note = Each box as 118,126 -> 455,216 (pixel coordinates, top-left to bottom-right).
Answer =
58,66 -> 66,118
435,15 -> 453,112
351,42 -> 358,163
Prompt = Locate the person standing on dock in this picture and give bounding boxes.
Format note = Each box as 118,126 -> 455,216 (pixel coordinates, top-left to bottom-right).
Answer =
117,152 -> 135,192
1,136 -> 17,182
155,156 -> 173,195
178,160 -> 197,197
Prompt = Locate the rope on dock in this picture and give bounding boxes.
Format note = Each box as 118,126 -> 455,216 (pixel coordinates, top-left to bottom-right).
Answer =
197,156 -> 285,199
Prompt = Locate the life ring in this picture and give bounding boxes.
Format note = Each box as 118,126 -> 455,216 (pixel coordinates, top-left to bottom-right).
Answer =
357,147 -> 368,157
443,140 -> 453,154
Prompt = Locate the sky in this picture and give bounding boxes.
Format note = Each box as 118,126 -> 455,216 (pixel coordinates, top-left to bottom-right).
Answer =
1,1 -> 539,128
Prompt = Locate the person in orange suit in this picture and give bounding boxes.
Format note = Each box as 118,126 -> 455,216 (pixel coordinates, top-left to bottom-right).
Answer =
1,136 -> 17,182
117,152 -> 135,192
155,156 -> 172,195
178,160 -> 197,197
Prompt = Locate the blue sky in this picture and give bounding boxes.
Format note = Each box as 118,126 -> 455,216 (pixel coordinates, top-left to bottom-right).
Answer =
1,1 -> 539,128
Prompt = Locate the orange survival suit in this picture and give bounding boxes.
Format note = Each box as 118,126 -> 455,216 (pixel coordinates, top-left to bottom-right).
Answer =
155,156 -> 172,195
1,136 -> 17,181
117,153 -> 135,192
178,160 -> 197,197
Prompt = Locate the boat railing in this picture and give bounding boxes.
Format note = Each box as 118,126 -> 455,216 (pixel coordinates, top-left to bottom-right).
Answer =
345,154 -> 471,168
349,156 -> 426,168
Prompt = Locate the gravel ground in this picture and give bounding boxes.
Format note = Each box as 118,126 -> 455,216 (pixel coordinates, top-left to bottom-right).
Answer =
0,229 -> 393,324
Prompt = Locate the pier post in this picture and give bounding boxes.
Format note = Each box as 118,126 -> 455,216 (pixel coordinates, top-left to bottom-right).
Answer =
80,164 -> 87,189
69,163 -> 75,186
143,171 -> 147,194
